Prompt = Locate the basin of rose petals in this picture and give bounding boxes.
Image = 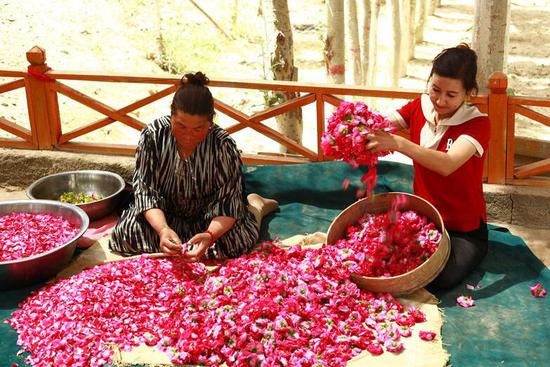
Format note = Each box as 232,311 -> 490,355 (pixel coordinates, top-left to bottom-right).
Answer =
0,212 -> 79,262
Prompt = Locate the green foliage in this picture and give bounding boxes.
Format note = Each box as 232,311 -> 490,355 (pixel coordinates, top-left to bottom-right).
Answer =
160,23 -> 223,74
263,90 -> 285,108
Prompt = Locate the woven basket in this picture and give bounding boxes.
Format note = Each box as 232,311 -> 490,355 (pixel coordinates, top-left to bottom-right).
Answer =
326,192 -> 450,296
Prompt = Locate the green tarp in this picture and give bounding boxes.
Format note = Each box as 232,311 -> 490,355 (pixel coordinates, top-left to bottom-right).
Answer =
1,161 -> 548,366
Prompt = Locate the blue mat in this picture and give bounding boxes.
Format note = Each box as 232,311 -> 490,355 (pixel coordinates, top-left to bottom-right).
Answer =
1,161 -> 548,366
245,161 -> 550,367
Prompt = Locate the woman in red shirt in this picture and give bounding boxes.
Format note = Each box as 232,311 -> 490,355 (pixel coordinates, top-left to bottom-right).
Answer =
366,44 -> 490,289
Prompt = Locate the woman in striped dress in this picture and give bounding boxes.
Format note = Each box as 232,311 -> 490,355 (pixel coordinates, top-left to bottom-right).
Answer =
110,72 -> 277,260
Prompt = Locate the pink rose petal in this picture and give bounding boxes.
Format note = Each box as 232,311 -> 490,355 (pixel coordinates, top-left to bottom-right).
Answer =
457,295 -> 475,308
419,331 -> 437,341
530,283 -> 547,298
342,178 -> 350,190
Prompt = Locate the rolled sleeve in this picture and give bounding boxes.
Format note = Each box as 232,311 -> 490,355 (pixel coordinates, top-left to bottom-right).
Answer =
389,111 -> 409,130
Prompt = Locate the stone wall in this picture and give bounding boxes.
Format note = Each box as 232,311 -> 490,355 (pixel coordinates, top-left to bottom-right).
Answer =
1,148 -> 548,229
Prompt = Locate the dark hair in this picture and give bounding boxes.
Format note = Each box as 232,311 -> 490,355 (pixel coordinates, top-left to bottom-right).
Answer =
170,72 -> 215,121
429,43 -> 478,94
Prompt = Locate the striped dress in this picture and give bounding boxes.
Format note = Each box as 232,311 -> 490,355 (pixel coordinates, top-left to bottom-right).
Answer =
109,116 -> 259,259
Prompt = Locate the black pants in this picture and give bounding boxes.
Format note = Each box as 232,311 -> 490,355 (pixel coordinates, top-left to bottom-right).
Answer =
429,220 -> 489,290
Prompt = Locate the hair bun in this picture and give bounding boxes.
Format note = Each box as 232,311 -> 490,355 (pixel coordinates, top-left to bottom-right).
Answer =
182,72 -> 209,86
456,42 -> 471,50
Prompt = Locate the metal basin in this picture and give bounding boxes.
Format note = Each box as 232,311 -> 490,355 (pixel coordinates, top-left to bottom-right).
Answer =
0,200 -> 89,290
26,170 -> 126,221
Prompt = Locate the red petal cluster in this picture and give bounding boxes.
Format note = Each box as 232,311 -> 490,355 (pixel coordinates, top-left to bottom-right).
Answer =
0,212 -> 79,262
333,210 -> 441,277
321,101 -> 396,169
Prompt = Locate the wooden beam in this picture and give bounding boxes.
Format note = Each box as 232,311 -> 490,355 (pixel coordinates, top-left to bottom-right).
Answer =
0,79 -> 25,94
52,81 -> 146,131
215,99 -> 316,159
316,94 -> 326,161
59,85 -> 177,143
323,94 -> 344,107
514,137 -> 550,159
0,117 -> 32,140
506,105 -> 516,180
48,71 -> 181,85
514,105 -> 550,127
514,158 -> 550,179
26,65 -> 55,148
41,72 -> 422,99
241,153 -> 311,165
0,70 -> 27,78
23,76 -> 39,148
507,178 -> 550,187
58,117 -> 117,144
0,137 -> 35,149
486,72 -> 508,184
249,94 -> 315,123
225,123 -> 247,135
57,142 -> 136,156
246,122 -> 317,160
509,96 -> 550,108
214,99 -> 251,124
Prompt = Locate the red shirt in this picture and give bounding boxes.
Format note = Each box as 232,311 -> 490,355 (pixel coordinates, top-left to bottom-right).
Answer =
396,97 -> 491,232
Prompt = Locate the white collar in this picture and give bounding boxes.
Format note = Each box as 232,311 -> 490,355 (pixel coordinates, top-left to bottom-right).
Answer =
420,94 -> 486,127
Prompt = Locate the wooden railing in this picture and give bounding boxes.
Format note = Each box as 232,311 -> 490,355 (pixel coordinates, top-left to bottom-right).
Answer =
1,46 -> 548,186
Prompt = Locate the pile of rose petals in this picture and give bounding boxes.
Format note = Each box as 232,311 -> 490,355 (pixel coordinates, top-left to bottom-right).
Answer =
0,212 -> 80,262
8,243 -> 432,367
332,210 -> 441,277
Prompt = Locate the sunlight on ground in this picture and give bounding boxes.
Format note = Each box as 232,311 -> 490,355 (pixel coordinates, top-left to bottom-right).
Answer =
0,0 -> 549,151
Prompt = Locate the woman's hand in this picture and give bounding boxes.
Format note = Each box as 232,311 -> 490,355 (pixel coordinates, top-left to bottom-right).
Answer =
365,130 -> 400,152
182,232 -> 213,262
159,227 -> 183,256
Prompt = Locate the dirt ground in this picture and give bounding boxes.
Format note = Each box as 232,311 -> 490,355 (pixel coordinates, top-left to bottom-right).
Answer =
0,0 -> 549,153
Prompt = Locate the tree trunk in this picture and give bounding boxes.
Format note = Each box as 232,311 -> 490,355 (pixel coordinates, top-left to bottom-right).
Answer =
472,0 -> 511,93
367,0 -> 382,85
325,0 -> 345,84
231,0 -> 239,33
388,0 -> 402,86
361,0 -> 372,85
400,0 -> 411,76
263,0 -> 303,152
415,0 -> 426,44
427,0 -> 438,15
346,0 -> 362,84
409,0 -> 416,59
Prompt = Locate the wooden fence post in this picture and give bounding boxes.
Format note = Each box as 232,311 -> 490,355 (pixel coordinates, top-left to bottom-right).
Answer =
487,72 -> 508,184
26,46 -> 61,149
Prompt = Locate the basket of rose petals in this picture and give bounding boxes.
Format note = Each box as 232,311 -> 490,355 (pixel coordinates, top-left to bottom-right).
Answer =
0,200 -> 89,289
326,192 -> 450,296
